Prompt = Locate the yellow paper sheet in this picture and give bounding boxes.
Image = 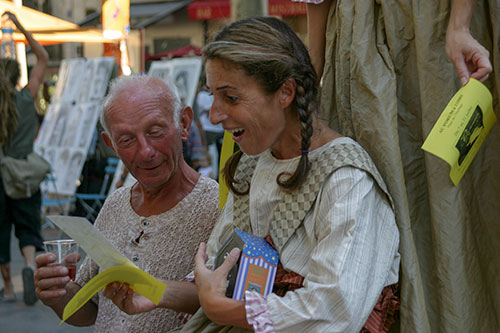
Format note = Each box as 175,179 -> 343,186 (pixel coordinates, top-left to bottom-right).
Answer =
218,131 -> 235,210
61,265 -> 166,324
47,216 -> 167,324
422,79 -> 496,185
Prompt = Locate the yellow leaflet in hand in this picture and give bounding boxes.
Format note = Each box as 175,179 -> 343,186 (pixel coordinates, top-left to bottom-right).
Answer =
218,131 -> 235,210
422,79 -> 496,186
61,265 -> 167,325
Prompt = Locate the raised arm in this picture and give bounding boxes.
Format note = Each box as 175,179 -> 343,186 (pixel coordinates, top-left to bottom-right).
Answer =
3,11 -> 48,97
305,0 -> 333,79
445,0 -> 492,85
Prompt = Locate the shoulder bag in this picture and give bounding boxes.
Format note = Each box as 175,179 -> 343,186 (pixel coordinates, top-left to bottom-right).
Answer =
0,149 -> 51,199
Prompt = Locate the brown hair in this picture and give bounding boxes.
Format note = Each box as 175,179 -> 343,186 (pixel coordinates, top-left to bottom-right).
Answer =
202,16 -> 318,194
0,59 -> 19,146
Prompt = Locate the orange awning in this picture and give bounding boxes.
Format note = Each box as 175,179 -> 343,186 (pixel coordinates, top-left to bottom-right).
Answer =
0,0 -> 117,44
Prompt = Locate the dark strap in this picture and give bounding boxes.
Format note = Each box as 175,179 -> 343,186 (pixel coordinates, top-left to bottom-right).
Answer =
361,284 -> 400,333
233,143 -> 394,251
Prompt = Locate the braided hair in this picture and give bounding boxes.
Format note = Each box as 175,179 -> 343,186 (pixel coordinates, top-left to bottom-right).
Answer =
0,59 -> 20,147
202,16 -> 319,194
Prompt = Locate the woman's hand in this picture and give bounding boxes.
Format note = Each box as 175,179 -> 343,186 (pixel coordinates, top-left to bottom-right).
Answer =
102,282 -> 156,315
446,27 -> 492,85
194,242 -> 250,327
2,11 -> 20,28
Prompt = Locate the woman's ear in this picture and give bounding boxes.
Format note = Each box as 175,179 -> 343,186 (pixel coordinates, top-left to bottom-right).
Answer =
278,77 -> 296,108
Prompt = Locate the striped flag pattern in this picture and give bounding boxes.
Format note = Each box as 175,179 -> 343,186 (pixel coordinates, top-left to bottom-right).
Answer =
233,253 -> 278,300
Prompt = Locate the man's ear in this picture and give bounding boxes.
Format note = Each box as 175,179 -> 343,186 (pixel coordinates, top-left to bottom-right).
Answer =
102,132 -> 116,152
179,106 -> 194,142
278,77 -> 297,108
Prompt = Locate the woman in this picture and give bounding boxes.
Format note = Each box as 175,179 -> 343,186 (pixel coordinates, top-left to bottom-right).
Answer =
104,17 -> 399,332
0,11 -> 48,305
185,16 -> 400,332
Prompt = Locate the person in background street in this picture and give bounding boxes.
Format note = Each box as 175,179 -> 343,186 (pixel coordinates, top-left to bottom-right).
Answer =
34,75 -> 221,332
196,151 -> 215,180
194,86 -> 224,179
182,117 -> 206,170
0,11 -> 48,306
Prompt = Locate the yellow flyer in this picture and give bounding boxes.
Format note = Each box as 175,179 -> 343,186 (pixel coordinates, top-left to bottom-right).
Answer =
47,216 -> 167,324
218,131 -> 234,210
422,79 -> 496,186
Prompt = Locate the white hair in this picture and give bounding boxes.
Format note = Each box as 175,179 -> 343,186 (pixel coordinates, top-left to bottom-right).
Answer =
100,74 -> 182,136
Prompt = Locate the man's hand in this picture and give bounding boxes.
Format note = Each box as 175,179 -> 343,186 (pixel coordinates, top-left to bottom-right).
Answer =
35,253 -> 72,306
102,282 -> 156,315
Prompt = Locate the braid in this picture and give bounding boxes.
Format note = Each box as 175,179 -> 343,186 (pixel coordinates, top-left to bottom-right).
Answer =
0,67 -> 18,147
277,76 -> 316,190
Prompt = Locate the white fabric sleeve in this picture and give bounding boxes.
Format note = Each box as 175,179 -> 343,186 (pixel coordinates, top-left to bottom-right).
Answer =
245,290 -> 275,333
266,167 -> 400,332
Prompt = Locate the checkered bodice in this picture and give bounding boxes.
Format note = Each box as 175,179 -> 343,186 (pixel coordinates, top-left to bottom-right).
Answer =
232,142 -> 393,252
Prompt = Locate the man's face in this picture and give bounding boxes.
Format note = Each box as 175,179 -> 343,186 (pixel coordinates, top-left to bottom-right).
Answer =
103,87 -> 185,191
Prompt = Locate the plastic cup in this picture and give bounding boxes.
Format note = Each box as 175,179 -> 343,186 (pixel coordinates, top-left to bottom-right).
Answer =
43,239 -> 80,281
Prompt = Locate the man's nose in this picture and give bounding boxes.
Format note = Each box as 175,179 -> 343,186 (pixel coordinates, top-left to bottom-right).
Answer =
137,136 -> 155,159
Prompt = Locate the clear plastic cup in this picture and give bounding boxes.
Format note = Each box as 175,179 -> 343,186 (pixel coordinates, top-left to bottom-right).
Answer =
43,239 -> 80,281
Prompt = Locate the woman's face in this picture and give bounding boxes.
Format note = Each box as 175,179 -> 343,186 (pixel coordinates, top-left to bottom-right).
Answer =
205,59 -> 291,156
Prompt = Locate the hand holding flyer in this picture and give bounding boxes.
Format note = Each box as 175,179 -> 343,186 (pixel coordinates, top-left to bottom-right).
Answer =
422,79 -> 496,186
47,215 -> 167,324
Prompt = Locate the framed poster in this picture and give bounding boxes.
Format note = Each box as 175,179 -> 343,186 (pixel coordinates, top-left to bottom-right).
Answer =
78,60 -> 95,103
76,102 -> 101,150
39,147 -> 59,193
147,61 -> 171,83
88,57 -> 115,101
60,149 -> 86,195
61,104 -> 85,148
47,102 -> 74,148
35,57 -> 116,196
170,57 -> 202,108
147,57 -> 202,108
34,102 -> 58,149
57,58 -> 86,103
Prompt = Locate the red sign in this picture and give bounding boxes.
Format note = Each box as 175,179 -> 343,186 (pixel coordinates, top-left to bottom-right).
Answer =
269,0 -> 307,16
188,0 -> 306,21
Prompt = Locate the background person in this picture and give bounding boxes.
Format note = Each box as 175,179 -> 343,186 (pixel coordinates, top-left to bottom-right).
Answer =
296,0 -> 499,330
0,11 -> 48,306
194,87 -> 224,179
34,75 -> 220,332
103,17 -> 400,332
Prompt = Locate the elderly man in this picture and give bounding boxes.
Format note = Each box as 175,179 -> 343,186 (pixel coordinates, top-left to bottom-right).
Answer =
34,75 -> 220,332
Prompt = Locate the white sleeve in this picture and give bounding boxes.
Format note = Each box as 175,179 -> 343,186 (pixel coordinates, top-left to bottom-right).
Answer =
266,167 -> 400,332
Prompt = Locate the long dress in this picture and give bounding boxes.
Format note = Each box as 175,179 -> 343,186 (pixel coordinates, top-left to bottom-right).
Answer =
318,0 -> 500,331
